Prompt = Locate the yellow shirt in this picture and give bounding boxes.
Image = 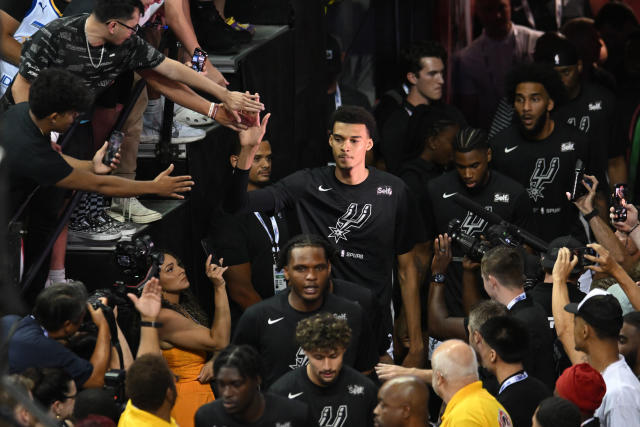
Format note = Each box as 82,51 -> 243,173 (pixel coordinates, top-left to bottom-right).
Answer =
441,381 -> 513,427
118,400 -> 179,427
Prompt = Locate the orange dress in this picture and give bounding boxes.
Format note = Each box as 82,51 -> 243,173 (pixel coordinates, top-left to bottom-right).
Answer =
162,346 -> 215,427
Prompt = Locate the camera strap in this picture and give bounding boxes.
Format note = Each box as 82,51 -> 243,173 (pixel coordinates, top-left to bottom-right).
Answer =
97,303 -> 124,370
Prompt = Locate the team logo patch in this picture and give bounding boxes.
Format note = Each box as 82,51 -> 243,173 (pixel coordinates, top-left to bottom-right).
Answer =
289,347 -> 308,370
460,208 -> 492,236
319,405 -> 348,427
560,142 -> 575,152
328,203 -> 372,242
376,186 -> 392,196
494,193 -> 509,203
498,409 -> 513,427
527,157 -> 559,202
588,101 -> 602,111
348,385 -> 365,395
333,313 -> 347,321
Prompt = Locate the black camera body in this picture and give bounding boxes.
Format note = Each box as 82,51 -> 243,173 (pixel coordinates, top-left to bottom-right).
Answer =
447,219 -> 519,262
115,235 -> 164,287
573,246 -> 597,269
104,369 -> 127,408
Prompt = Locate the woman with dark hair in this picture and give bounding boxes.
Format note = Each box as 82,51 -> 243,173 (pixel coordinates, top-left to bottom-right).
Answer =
156,252 -> 230,427
22,367 -> 76,426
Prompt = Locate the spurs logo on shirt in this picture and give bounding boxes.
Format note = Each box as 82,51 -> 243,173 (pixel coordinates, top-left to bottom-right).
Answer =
527,157 -> 559,202
328,203 -> 372,243
288,347 -> 308,370
319,405 -> 348,427
567,116 -> 590,132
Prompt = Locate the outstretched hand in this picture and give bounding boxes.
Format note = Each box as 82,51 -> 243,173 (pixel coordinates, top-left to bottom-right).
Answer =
238,113 -> 271,149
611,201 -> 639,233
584,243 -> 617,275
128,277 -> 162,321
152,164 -> 194,199
566,174 -> 598,215
222,90 -> 264,118
214,104 -> 249,131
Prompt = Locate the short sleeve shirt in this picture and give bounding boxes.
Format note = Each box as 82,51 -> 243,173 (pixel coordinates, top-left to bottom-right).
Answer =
18,14 -> 164,95
2,102 -> 72,214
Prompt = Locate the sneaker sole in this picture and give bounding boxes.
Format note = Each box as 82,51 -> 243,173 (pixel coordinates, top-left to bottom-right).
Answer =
139,132 -> 206,144
68,231 -> 122,241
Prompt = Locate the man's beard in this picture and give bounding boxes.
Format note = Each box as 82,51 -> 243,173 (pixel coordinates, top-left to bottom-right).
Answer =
516,113 -> 548,140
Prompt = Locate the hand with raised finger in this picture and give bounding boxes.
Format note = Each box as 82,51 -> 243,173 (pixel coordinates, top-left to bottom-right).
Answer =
128,277 -> 162,321
205,255 -> 228,289
431,233 -> 452,275
584,243 -> 615,274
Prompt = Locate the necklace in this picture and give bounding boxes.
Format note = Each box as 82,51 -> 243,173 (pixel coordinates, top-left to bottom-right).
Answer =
85,22 -> 104,69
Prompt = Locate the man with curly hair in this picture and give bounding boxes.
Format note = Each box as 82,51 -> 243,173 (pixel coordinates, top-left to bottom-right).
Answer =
490,63 -> 591,242
269,312 -> 378,426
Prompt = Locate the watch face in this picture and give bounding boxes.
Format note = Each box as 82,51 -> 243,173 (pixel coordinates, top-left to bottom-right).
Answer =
432,273 -> 446,283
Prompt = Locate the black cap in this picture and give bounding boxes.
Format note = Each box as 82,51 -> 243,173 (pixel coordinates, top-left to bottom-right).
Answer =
565,289 -> 623,336
534,32 -> 579,66
541,235 -> 583,271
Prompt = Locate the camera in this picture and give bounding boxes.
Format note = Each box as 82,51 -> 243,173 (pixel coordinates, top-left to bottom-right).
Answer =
448,219 -> 521,262
572,246 -> 597,269
611,183 -> 628,222
115,235 -> 164,287
569,159 -> 593,201
104,369 -> 127,408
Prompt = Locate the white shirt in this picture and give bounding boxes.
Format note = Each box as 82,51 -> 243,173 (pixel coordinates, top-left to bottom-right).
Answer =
595,355 -> 640,427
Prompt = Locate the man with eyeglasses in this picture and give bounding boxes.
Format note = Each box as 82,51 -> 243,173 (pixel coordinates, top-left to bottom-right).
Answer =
0,0 -> 263,124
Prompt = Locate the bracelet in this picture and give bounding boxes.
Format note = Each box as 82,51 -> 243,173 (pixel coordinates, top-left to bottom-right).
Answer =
583,208 -> 599,222
212,103 -> 219,120
629,223 -> 640,235
140,321 -> 163,328
207,102 -> 215,118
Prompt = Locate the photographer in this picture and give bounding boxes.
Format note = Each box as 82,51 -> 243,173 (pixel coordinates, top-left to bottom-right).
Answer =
8,282 -> 112,389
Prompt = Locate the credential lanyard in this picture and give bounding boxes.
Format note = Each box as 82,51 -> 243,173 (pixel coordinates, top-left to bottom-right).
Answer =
334,84 -> 342,109
498,371 -> 528,395
507,292 -> 526,310
254,212 -> 280,263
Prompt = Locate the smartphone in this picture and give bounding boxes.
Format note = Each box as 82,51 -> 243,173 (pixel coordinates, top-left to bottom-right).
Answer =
191,48 -> 207,72
200,238 -> 218,264
102,130 -> 124,166
611,183 -> 628,222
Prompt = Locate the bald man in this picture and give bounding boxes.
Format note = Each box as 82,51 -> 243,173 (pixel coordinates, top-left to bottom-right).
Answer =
373,376 -> 429,427
432,340 -> 513,427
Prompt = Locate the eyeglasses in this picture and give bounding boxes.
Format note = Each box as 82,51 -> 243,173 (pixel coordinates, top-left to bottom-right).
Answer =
114,20 -> 140,34
64,393 -> 77,400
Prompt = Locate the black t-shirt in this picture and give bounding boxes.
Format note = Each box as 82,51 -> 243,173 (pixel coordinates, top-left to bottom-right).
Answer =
553,81 -> 618,182
398,157 -> 445,230
232,292 -> 377,388
2,102 -> 73,215
0,0 -> 68,21
16,14 -> 164,96
490,123 -> 590,243
380,101 -> 466,174
332,278 -> 385,355
509,296 -> 556,391
497,372 -> 551,427
227,166 -> 426,315
424,170 -> 534,316
269,365 -> 378,427
209,210 -> 290,324
194,393 -> 311,427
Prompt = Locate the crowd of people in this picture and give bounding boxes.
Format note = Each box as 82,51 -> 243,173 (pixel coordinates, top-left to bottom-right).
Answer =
3,0 -> 640,426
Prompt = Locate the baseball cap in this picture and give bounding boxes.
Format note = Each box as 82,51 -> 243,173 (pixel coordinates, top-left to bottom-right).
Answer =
541,235 -> 583,271
555,363 -> 606,412
564,288 -> 623,336
534,32 -> 579,66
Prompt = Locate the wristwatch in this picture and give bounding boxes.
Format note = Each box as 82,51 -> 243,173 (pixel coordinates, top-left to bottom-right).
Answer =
431,273 -> 446,284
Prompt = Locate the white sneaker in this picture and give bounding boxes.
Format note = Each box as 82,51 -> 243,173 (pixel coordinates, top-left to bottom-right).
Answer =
174,104 -> 215,127
141,98 -> 206,144
108,198 -> 162,224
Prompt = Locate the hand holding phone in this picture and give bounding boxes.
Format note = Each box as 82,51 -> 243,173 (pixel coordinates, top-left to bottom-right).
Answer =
102,130 -> 124,166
